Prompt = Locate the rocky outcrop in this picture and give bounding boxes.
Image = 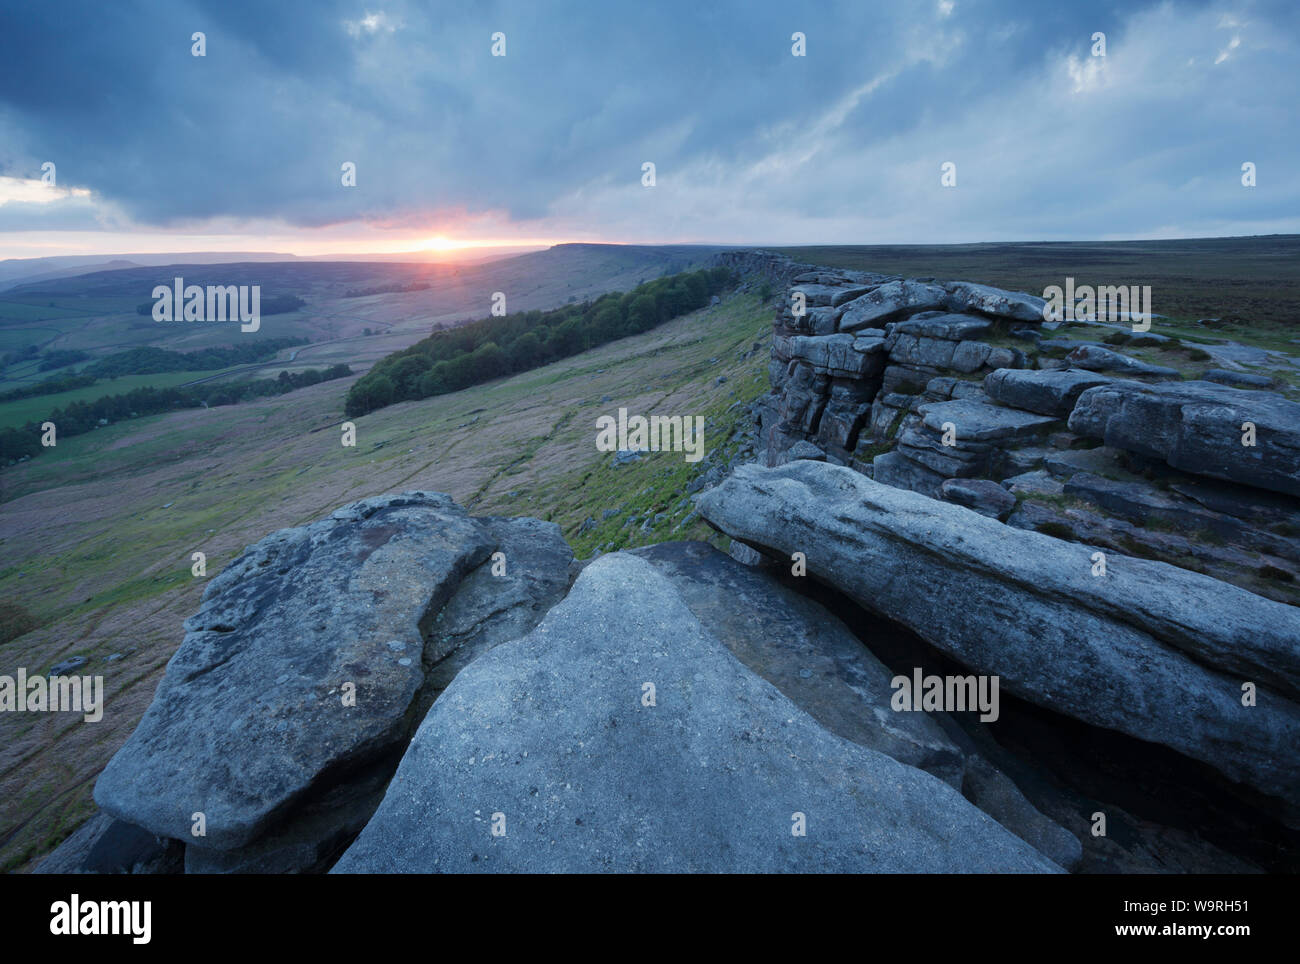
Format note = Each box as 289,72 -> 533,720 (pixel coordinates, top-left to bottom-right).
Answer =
731,251 -> 1300,605
45,462 -> 1293,874
758,269 -> 1045,468
712,249 -> 818,291
696,460 -> 1300,817
940,478 -> 1017,520
333,553 -> 1062,873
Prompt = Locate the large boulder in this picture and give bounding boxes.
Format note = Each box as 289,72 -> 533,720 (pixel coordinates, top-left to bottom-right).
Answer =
695,461 -> 1300,814
95,492 -> 493,849
1068,380 -> 1300,498
333,553 -> 1062,873
634,541 -> 1079,867
93,493 -> 576,860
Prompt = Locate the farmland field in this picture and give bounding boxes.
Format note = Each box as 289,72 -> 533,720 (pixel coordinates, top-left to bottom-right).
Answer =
0,369 -> 231,429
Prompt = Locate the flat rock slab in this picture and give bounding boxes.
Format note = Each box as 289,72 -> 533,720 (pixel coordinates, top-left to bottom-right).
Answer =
1066,345 -> 1180,379
1204,369 -> 1275,389
917,398 -> 1059,442
334,554 -> 1060,873
696,462 -> 1300,814
944,282 -> 1047,322
631,541 -> 963,785
892,312 -> 993,341
788,283 -> 874,308
1069,380 -> 1300,498
786,333 -> 883,378
94,491 -> 493,849
838,280 -> 949,331
984,368 -> 1115,418
1040,446 -> 1127,481
871,449 -> 948,499
940,478 -> 1017,520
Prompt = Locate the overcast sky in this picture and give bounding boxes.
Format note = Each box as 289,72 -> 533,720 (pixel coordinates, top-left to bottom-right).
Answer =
0,0 -> 1296,258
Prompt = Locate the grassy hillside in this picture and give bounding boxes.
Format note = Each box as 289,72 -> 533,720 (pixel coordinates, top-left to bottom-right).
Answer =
0,288 -> 770,872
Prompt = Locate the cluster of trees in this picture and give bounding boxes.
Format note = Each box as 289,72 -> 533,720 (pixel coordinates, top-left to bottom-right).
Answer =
84,338 -> 306,378
38,349 -> 89,371
0,372 -> 97,403
344,281 -> 431,298
0,363 -> 352,465
0,345 -> 40,368
345,267 -> 733,417
0,338 -> 306,403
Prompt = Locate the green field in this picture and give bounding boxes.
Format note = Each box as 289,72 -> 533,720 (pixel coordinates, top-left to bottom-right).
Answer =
0,369 -> 230,429
0,299 -> 102,322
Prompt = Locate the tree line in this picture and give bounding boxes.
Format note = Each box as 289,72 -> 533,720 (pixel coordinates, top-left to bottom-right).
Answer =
0,363 -> 352,465
0,338 -> 306,403
345,267 -> 734,417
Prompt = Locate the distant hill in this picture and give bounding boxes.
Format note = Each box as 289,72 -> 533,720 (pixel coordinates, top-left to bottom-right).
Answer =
0,252 -> 305,292
0,244 -> 732,371
3,243 -> 730,301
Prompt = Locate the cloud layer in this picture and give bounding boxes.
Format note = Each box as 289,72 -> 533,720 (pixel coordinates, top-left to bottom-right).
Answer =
0,0 -> 1296,251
